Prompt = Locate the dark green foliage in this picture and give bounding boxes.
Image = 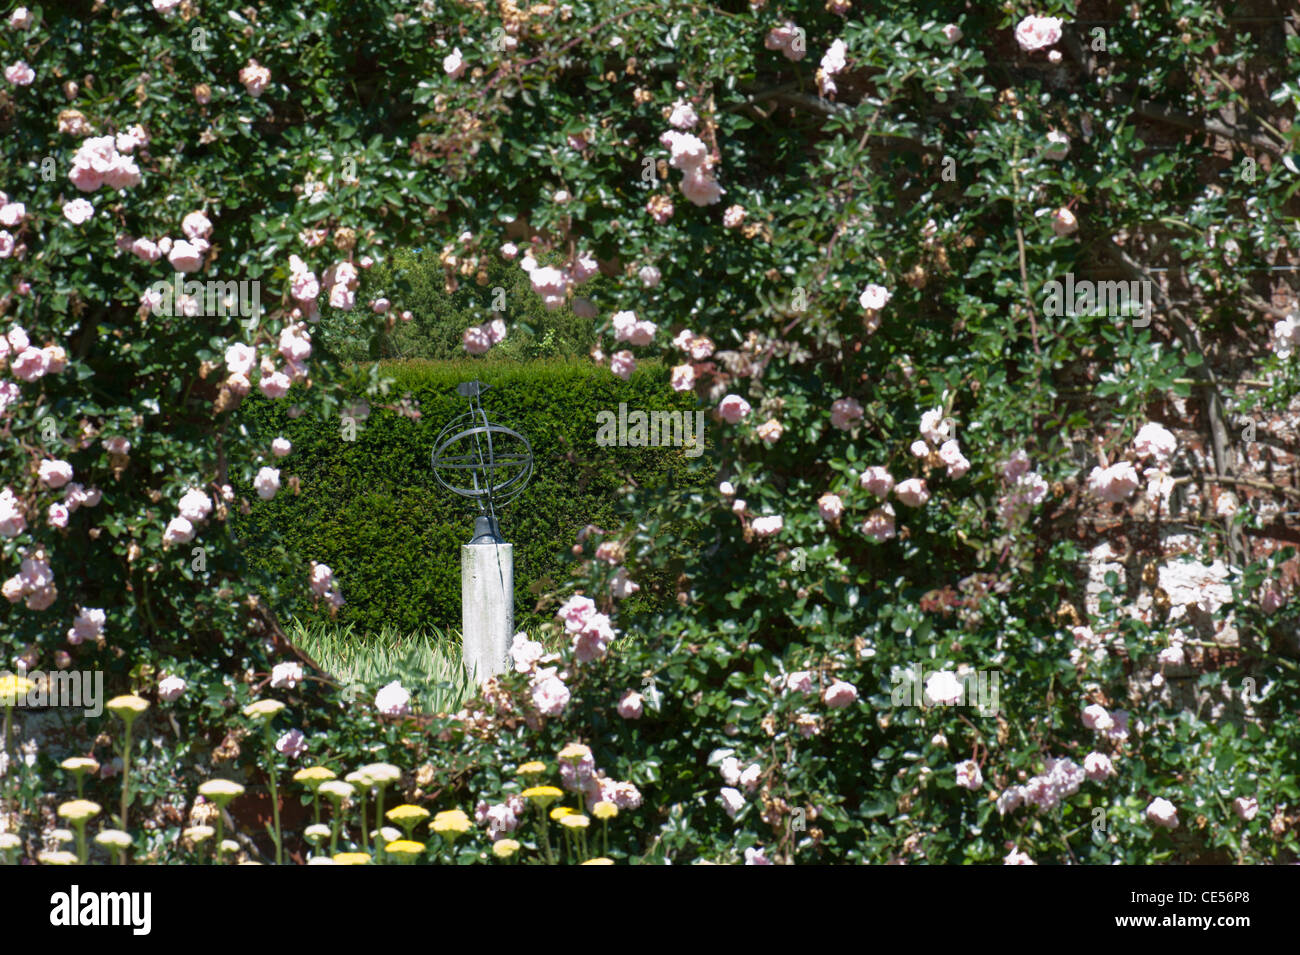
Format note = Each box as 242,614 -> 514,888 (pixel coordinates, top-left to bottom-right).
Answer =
231,358 -> 709,633
314,249 -> 600,363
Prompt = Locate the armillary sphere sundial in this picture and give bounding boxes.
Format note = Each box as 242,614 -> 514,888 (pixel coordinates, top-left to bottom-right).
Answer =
430,380 -> 534,543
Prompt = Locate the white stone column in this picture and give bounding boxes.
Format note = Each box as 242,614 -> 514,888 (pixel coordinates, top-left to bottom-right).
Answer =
461,541 -> 514,683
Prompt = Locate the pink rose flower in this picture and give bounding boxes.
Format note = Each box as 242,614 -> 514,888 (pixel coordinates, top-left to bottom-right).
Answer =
272,437 -> 292,458
823,680 -> 858,708
817,493 -> 843,521
1051,207 -> 1078,236
718,394 -> 751,424
62,199 -> 95,225
4,60 -> 34,85
1083,752 -> 1115,782
858,284 -> 891,310
238,59 -> 272,97
39,460 -> 74,488
1014,15 -> 1063,52
670,363 -> 695,392
254,467 -> 281,500
67,608 -> 105,645
532,671 -> 570,716
510,632 -> 546,674
860,466 -> 894,497
158,675 -> 187,702
271,661 -> 304,689
955,759 -> 983,790
751,515 -> 783,537
942,24 -> 962,43
163,516 -> 195,545
1081,703 -> 1113,731
276,729 -> 309,759
679,166 -> 725,206
1087,462 -> 1140,502
668,99 -> 698,129
1145,797 -> 1179,829
938,439 -> 970,479
443,47 -> 466,78
182,211 -> 213,240
47,503 -> 70,528
861,504 -> 896,541
1233,796 -> 1258,821
374,680 -> 410,716
609,350 -> 636,380
719,787 -> 745,818
830,397 -> 864,430
661,130 -> 708,170
11,347 -> 48,381
1132,422 -> 1176,463
558,594 -> 597,632
617,690 -> 644,719
259,371 -> 291,399
765,21 -> 806,61
756,418 -> 783,443
168,239 -> 205,273
894,478 -> 930,507
177,488 -> 212,523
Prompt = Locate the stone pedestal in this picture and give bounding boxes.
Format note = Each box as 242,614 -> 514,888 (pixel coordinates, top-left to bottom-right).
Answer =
461,541 -> 513,683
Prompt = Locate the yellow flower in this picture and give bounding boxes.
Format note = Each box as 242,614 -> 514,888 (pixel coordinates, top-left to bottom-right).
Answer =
303,823 -> 331,844
581,857 -> 614,865
592,801 -> 618,820
106,694 -> 150,718
38,850 -> 79,865
431,809 -> 472,838
521,785 -> 563,808
517,760 -> 547,777
0,674 -> 35,706
557,743 -> 591,761
383,839 -> 425,861
549,806 -> 576,821
60,757 -> 100,775
293,766 -> 337,788
0,833 -> 21,852
197,779 -> 245,804
560,814 -> 590,830
182,825 -> 215,844
386,804 -> 430,825
94,829 -> 131,850
57,800 -> 101,824
242,699 -> 285,720
492,839 -> 521,859
332,852 -> 373,865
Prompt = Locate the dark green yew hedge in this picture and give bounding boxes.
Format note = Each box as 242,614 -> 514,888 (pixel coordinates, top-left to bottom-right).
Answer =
231,358 -> 709,634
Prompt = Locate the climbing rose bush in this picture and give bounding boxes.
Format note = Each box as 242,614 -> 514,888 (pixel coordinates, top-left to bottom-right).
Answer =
0,1 -> 1297,864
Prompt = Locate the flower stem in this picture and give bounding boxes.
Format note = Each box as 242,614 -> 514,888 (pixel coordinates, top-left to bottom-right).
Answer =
375,788 -> 386,865
536,810 -> 554,865
119,722 -> 134,837
265,734 -> 282,865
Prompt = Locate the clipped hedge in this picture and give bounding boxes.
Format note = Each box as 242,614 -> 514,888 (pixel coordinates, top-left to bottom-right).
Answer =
231,358 -> 709,633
